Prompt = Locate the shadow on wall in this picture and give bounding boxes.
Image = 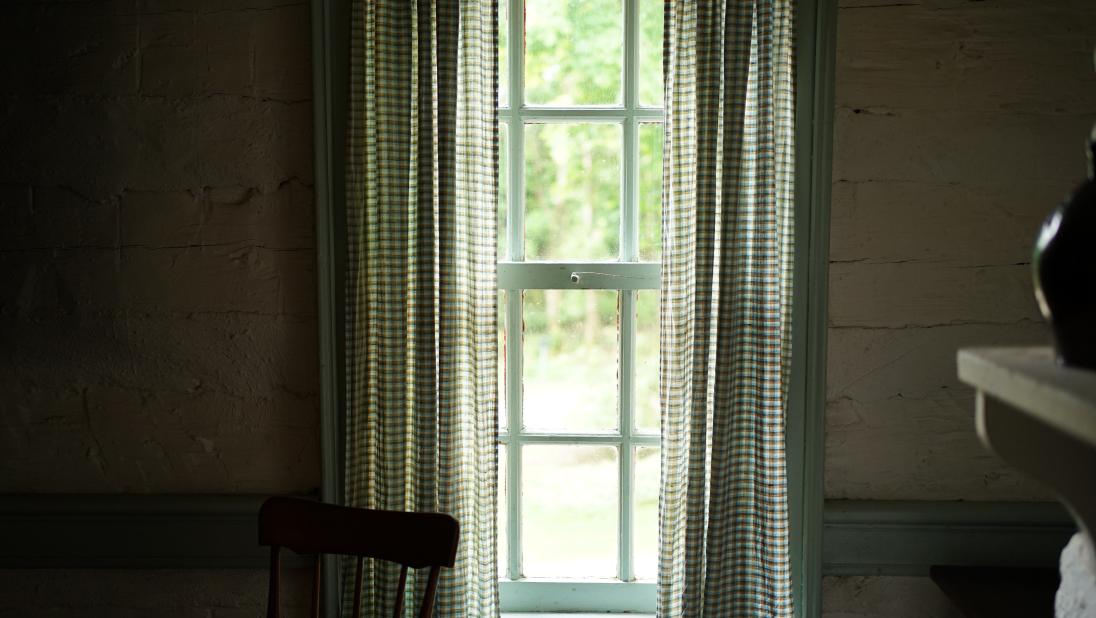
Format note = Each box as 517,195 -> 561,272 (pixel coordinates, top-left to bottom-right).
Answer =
0,0 -> 321,494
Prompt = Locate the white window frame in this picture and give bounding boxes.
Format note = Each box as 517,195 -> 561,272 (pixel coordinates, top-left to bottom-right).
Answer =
497,0 -> 662,612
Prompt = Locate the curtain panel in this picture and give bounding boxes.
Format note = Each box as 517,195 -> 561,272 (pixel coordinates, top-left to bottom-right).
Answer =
343,0 -> 499,616
659,0 -> 796,616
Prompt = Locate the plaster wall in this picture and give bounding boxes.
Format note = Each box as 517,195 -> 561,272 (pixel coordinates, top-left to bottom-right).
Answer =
0,1 -> 317,614
0,569 -> 313,618
827,0 -> 1096,502
822,576 -> 963,618
0,0 -> 319,494
825,0 -> 1096,614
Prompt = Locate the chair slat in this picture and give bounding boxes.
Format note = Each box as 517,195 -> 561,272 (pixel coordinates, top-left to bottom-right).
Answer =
259,497 -> 459,568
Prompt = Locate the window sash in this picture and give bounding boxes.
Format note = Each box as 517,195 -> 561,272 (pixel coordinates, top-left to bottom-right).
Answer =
498,0 -> 661,611
499,288 -> 658,582
498,263 -> 659,290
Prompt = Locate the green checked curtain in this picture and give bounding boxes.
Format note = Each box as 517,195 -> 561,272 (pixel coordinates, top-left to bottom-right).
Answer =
658,0 -> 795,616
343,0 -> 498,616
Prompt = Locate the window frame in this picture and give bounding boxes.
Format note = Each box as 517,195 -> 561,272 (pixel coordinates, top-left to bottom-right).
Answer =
311,0 -> 835,615
497,0 -> 662,612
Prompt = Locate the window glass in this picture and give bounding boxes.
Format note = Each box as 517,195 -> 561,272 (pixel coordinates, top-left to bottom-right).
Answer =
499,1 -> 509,107
634,446 -> 659,580
638,0 -> 664,107
498,289 -> 508,430
499,122 -> 509,260
638,123 -> 663,261
635,290 -> 659,433
524,0 -> 623,106
522,444 -> 619,577
524,122 -> 621,261
498,445 -> 509,576
523,290 -> 619,433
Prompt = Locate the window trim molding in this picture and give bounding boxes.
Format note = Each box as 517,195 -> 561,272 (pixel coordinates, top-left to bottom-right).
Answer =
311,0 -> 349,615
312,0 -> 346,512
311,0 -> 837,615
788,1 -> 837,616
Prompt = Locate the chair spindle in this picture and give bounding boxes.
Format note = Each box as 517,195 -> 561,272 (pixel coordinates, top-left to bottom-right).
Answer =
419,566 -> 441,618
311,554 -> 322,618
352,556 -> 364,618
392,565 -> 409,618
267,546 -> 281,618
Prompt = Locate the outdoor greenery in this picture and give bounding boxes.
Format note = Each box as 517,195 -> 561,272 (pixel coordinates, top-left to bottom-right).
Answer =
498,0 -> 664,580
498,445 -> 660,581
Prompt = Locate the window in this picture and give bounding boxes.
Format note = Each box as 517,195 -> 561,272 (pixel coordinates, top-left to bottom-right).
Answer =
496,0 -> 663,612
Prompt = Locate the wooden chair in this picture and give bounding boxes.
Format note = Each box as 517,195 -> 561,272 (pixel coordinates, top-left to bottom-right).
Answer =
259,496 -> 460,618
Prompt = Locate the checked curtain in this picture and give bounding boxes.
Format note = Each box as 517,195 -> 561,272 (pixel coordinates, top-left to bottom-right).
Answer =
658,0 -> 796,616
343,0 -> 498,616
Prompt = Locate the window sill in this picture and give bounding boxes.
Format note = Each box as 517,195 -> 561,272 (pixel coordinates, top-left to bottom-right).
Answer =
503,614 -> 655,617
500,580 -> 655,614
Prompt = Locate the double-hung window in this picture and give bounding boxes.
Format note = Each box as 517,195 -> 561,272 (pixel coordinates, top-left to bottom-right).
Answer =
496,0 -> 663,612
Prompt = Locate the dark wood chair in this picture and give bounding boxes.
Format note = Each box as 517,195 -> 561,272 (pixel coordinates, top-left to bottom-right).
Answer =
258,496 -> 460,618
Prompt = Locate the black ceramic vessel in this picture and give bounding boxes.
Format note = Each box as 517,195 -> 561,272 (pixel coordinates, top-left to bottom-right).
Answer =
1033,125 -> 1096,369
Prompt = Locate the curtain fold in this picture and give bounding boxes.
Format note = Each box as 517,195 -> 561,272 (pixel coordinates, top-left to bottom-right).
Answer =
344,0 -> 499,615
658,0 -> 795,616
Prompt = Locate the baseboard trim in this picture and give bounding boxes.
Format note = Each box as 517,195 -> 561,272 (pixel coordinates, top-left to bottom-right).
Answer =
823,500 -> 1075,576
0,495 -> 1076,573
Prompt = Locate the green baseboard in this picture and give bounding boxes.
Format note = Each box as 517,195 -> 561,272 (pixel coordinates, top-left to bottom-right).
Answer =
823,500 -> 1075,576
0,495 -> 1075,574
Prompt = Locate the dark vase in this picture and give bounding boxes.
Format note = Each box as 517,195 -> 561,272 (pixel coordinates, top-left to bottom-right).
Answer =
1033,126 -> 1096,369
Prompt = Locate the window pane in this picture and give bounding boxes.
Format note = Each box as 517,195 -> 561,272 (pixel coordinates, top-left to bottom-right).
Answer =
638,0 -> 664,107
499,0 -> 509,107
635,289 -> 659,433
498,289 -> 508,431
523,289 -> 619,432
499,122 -> 509,260
634,446 -> 659,580
522,444 -> 618,578
499,445 -> 509,578
638,123 -> 663,261
525,122 -> 621,261
524,0 -> 622,106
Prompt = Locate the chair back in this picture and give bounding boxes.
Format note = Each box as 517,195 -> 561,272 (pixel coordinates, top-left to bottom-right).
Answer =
259,497 -> 460,618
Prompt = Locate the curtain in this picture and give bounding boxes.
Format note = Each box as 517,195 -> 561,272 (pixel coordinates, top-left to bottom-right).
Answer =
658,0 -> 795,616
343,0 -> 499,616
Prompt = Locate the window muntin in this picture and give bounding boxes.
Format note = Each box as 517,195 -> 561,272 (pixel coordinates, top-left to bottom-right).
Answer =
498,0 -> 663,610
